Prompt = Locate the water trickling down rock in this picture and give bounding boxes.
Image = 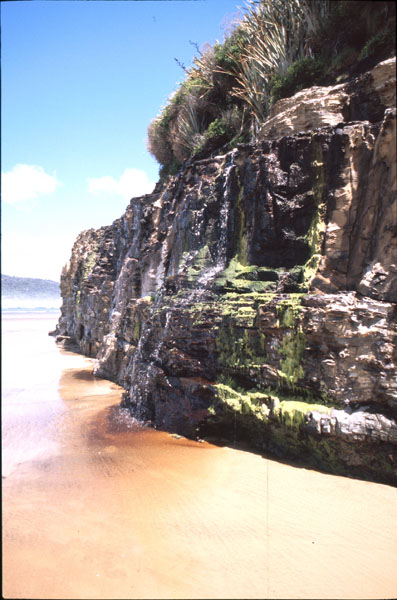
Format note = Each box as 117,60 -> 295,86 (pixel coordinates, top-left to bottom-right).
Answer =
56,57 -> 397,485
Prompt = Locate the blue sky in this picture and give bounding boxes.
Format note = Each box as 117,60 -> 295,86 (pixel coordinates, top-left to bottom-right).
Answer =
1,0 -> 243,281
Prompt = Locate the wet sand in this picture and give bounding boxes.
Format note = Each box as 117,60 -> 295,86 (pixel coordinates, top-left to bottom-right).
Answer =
2,312 -> 397,599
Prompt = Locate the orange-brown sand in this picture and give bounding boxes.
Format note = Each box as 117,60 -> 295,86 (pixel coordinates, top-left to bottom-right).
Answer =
2,314 -> 397,599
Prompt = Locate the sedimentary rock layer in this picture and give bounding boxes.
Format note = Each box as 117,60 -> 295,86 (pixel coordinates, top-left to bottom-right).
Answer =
56,58 -> 397,485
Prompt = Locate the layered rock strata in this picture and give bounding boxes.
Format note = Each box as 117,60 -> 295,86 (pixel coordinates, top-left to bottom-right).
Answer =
56,58 -> 397,485
259,57 -> 396,139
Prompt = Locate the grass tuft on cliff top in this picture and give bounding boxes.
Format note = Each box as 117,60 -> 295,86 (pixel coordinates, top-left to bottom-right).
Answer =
147,0 -> 396,179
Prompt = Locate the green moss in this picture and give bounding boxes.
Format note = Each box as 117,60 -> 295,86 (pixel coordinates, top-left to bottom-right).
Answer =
207,382 -> 334,452
299,139 -> 327,288
221,304 -> 257,325
212,382 -> 271,424
133,319 -> 141,343
264,386 -> 331,407
216,319 -> 266,369
268,426 -> 303,458
186,245 -> 213,280
275,399 -> 331,430
272,295 -> 307,386
216,257 -> 280,294
216,256 -> 250,283
301,254 -> 322,289
218,292 -> 276,332
277,329 -> 306,386
230,279 -> 276,294
221,291 -> 276,304
275,295 -> 303,328
216,292 -> 270,368
191,306 -> 211,327
82,250 -> 98,280
303,435 -> 343,472
203,377 -> 396,485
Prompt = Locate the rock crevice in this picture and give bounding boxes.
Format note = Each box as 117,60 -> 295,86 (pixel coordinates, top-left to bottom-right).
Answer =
56,57 -> 397,485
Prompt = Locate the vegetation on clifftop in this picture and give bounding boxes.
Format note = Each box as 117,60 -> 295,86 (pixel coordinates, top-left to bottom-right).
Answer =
148,0 -> 395,177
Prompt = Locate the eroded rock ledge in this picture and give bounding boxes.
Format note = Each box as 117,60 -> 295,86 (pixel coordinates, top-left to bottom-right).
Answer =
259,57 -> 396,139
56,58 -> 397,485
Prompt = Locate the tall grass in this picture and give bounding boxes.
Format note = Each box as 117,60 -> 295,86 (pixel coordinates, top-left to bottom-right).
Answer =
219,0 -> 331,126
147,0 -> 395,176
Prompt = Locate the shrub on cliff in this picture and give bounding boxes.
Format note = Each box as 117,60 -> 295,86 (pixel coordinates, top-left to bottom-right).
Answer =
147,0 -> 396,177
147,38 -> 248,175
269,55 -> 328,104
148,0 -> 323,173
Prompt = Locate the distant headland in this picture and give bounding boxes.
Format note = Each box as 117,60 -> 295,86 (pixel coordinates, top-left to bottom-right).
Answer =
2,274 -> 60,298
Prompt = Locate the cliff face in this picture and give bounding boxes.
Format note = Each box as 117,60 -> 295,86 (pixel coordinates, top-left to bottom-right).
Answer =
56,57 -> 397,485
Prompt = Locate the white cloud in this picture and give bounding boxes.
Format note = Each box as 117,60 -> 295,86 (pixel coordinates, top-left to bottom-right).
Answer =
87,168 -> 155,200
2,164 -> 61,205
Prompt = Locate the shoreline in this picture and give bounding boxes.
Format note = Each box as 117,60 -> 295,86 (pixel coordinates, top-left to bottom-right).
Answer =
3,312 -> 397,599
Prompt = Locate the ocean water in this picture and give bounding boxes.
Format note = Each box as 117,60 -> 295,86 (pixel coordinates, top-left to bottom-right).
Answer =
2,308 -> 73,476
2,309 -> 397,600
2,296 -> 62,310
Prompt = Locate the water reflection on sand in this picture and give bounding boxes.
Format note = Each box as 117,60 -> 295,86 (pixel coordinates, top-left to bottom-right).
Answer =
2,311 -> 397,599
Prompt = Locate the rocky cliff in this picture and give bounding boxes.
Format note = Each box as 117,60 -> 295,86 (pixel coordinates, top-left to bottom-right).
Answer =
56,57 -> 397,485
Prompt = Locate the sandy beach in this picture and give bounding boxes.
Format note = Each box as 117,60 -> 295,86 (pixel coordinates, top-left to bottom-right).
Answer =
2,311 -> 397,599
